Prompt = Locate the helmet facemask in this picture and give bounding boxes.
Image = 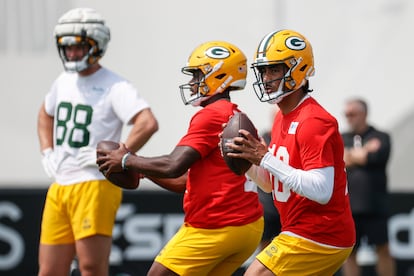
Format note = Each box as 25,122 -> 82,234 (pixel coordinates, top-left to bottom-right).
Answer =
180,67 -> 210,106
252,57 -> 304,104
57,35 -> 101,72
54,8 -> 110,73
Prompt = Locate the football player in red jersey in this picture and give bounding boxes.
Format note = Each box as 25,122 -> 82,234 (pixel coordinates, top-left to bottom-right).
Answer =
225,29 -> 356,275
98,41 -> 263,275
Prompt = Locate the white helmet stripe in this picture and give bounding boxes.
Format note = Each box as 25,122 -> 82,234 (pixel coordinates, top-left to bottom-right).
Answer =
256,30 -> 279,59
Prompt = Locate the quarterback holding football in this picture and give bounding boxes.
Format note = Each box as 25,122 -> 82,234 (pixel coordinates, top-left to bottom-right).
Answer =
225,29 -> 356,275
98,40 -> 264,276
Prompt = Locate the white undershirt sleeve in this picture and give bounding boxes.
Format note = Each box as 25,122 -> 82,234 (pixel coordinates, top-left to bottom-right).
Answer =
260,152 -> 334,204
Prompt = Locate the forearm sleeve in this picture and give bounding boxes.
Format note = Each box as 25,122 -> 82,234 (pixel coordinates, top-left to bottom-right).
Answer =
260,152 -> 334,204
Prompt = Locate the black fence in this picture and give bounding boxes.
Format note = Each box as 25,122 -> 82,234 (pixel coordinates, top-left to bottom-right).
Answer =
0,189 -> 413,276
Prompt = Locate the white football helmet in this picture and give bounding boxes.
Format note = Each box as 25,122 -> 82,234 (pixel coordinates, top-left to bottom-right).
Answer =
54,8 -> 110,72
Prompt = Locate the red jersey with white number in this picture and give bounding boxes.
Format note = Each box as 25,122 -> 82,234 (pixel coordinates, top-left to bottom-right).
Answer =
177,100 -> 263,229
270,97 -> 355,247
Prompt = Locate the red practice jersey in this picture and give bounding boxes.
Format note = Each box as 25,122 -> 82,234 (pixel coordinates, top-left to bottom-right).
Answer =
178,100 -> 263,229
269,97 -> 355,247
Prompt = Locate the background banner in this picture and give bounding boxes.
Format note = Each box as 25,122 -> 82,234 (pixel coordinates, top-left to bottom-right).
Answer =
0,189 -> 412,276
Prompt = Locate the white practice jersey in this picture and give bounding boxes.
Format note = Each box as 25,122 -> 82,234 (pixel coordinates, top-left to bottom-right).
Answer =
44,67 -> 149,185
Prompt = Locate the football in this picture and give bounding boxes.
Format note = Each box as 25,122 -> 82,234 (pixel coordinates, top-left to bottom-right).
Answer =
96,140 -> 140,190
221,112 -> 258,175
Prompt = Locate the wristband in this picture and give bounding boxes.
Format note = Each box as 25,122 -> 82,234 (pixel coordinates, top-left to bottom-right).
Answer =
42,148 -> 53,156
121,152 -> 131,171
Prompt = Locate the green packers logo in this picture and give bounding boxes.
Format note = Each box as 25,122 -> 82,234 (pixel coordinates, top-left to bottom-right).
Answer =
205,46 -> 230,59
286,36 -> 306,51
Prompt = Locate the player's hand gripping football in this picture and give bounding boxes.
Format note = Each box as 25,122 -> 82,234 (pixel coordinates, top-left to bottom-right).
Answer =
225,129 -> 268,166
96,142 -> 129,177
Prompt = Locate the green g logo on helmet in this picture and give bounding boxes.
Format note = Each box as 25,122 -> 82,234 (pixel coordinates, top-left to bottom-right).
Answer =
205,47 -> 231,59
285,36 -> 306,51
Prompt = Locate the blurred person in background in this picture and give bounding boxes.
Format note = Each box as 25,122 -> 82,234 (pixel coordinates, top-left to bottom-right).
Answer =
37,7 -> 158,276
341,98 -> 395,276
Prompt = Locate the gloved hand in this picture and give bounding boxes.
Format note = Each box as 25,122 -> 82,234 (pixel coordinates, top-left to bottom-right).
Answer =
77,146 -> 98,168
41,148 -> 57,178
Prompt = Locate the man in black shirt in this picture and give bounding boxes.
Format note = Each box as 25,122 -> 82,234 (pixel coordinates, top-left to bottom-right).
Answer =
341,98 -> 395,276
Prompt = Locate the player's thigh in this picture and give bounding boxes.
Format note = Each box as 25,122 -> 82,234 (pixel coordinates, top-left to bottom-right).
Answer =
155,218 -> 263,275
38,243 -> 75,276
208,217 -> 264,275
40,183 -> 75,244
76,235 -> 112,269
70,180 -> 122,240
256,233 -> 353,276
244,258 -> 275,276
148,261 -> 179,276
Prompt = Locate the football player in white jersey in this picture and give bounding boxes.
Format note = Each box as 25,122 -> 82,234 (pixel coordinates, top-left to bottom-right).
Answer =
37,8 -> 158,276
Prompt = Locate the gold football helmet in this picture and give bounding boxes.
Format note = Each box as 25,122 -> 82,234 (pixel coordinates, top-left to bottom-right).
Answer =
180,41 -> 247,106
251,29 -> 315,103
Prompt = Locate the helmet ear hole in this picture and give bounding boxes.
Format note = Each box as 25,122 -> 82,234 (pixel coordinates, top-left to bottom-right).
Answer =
216,73 -> 226,80
299,64 -> 308,72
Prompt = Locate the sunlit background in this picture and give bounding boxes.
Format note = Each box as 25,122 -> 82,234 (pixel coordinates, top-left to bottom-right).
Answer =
1,0 -> 413,191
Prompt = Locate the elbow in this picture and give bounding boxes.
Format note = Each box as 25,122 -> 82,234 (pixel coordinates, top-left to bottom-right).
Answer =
305,167 -> 334,205
168,166 -> 188,178
152,117 -> 159,133
158,162 -> 188,178
315,195 -> 330,205
147,117 -> 159,136
312,186 -> 333,205
133,109 -> 159,137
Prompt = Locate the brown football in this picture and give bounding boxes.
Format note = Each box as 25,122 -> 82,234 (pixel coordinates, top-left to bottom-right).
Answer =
220,112 -> 258,175
96,140 -> 140,189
